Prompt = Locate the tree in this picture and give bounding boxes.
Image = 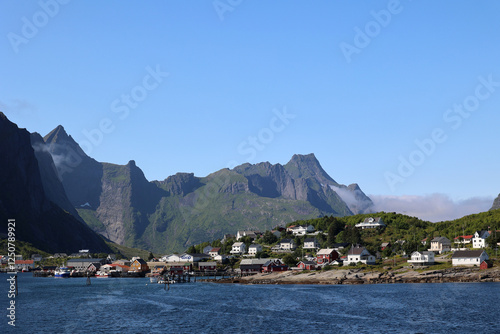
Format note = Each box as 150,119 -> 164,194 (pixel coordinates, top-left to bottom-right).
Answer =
147,252 -> 154,261
282,254 -> 297,267
211,240 -> 222,247
187,245 -> 196,254
262,231 -> 278,245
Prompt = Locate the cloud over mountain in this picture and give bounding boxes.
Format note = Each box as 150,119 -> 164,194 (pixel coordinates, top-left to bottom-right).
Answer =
370,194 -> 493,222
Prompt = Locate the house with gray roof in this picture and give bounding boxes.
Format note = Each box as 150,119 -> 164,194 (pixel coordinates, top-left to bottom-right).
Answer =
344,245 -> 375,265
355,217 -> 385,229
452,250 -> 489,267
429,237 -> 451,254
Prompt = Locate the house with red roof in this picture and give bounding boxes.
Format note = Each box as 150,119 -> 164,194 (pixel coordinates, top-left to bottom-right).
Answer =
15,260 -> 35,271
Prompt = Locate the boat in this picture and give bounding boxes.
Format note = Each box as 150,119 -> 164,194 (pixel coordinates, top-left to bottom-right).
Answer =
54,267 -> 71,278
95,271 -> 111,278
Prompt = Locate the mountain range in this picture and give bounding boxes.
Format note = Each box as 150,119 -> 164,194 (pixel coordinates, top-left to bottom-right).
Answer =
2,112 -> 500,254
39,123 -> 374,253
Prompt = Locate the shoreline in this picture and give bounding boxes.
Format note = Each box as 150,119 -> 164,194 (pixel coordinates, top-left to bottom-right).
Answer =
205,267 -> 500,285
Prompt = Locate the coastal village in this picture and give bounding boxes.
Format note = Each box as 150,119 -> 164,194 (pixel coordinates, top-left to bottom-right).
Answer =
3,216 -> 500,284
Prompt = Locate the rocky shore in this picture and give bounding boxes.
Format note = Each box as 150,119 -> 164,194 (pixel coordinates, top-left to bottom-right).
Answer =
207,267 -> 500,285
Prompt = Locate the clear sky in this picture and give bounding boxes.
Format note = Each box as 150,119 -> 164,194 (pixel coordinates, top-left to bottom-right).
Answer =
2,1 -> 500,221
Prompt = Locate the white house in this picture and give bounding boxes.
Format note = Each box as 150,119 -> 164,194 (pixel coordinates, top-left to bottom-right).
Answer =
429,237 -> 451,254
303,238 -> 320,250
230,242 -> 247,254
279,239 -> 297,251
161,254 -> 183,263
237,231 -> 258,241
248,244 -> 263,256
291,224 -> 315,236
213,254 -> 228,262
452,250 -> 489,267
472,230 -> 490,249
180,253 -> 211,263
355,217 -> 385,229
408,251 -> 435,266
31,254 -> 43,262
344,245 -> 376,265
209,248 -> 221,258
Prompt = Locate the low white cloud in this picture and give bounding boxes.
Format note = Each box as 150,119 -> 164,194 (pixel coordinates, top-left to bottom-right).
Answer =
370,193 -> 493,222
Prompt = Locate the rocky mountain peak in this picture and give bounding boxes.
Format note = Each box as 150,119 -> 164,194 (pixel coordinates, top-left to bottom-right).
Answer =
284,153 -> 338,185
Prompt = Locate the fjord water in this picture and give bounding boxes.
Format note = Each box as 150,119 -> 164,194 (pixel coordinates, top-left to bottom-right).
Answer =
1,273 -> 499,333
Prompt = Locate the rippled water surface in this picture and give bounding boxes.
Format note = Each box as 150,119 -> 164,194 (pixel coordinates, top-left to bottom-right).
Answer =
1,273 -> 499,333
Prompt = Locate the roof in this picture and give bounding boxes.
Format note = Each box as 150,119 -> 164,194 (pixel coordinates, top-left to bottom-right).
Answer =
232,242 -> 244,247
362,217 -> 383,223
304,238 -> 317,243
133,258 -> 147,265
411,251 -> 434,256
452,250 -> 486,259
15,260 -> 34,264
280,239 -> 294,243
431,237 -> 451,243
209,247 -> 221,252
475,230 -> 490,238
190,253 -> 210,257
199,262 -> 217,266
299,260 -> 316,265
317,248 -> 336,255
248,244 -> 262,248
348,246 -> 367,256
240,259 -> 270,265
454,235 -> 473,240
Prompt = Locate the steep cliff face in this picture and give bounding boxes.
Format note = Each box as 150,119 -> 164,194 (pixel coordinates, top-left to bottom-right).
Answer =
96,161 -> 166,245
491,194 -> 500,211
0,113 -> 110,253
30,133 -> 83,221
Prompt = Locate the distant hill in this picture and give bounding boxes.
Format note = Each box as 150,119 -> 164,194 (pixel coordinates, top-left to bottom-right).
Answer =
40,125 -> 374,253
0,113 -> 111,254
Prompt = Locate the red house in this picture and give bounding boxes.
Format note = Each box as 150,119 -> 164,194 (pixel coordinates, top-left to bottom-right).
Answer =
480,260 -> 491,270
316,249 -> 339,264
198,262 -> 217,272
262,260 -> 288,272
297,261 -> 316,270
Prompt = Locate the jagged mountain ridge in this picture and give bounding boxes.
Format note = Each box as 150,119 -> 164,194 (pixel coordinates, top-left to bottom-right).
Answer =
40,124 -> 374,253
0,113 -> 111,253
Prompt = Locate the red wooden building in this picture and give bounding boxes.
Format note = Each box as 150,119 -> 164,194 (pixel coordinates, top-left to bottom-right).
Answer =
297,261 -> 316,270
316,249 -> 339,264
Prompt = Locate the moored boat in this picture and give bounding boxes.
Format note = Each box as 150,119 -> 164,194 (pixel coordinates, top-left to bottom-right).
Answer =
95,270 -> 111,278
54,267 -> 71,278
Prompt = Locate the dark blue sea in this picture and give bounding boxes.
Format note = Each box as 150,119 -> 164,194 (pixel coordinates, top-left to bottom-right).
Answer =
1,273 -> 499,333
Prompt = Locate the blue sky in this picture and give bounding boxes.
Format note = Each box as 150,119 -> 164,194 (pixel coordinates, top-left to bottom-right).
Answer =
2,1 -> 500,221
